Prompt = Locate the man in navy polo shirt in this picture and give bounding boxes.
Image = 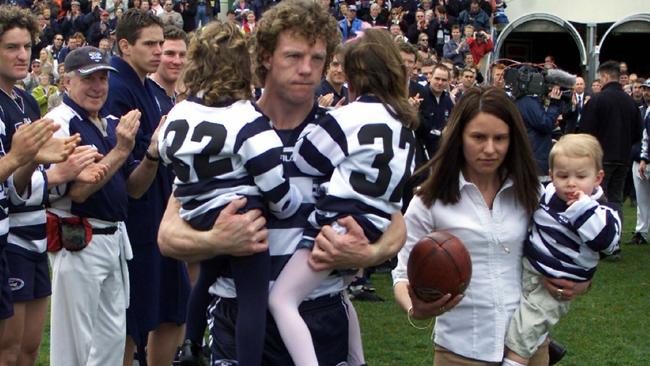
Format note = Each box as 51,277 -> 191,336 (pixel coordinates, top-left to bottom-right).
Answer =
103,9 -> 188,365
46,46 -> 161,366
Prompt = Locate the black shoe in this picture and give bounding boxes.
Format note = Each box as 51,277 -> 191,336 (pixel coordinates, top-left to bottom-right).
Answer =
178,340 -> 208,366
548,339 -> 567,365
601,248 -> 622,262
625,233 -> 647,245
350,289 -> 384,302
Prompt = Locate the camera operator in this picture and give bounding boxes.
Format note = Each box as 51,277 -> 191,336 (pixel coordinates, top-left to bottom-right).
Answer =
515,84 -> 562,181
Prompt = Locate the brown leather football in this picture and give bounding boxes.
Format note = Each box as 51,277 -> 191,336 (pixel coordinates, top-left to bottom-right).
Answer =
407,231 -> 472,302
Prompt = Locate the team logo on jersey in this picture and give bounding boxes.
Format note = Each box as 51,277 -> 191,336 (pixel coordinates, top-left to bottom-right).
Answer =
89,51 -> 103,63
8,278 -> 25,291
557,214 -> 570,225
281,147 -> 293,162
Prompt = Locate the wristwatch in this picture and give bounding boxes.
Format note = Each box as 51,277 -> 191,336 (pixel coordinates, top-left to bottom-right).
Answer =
145,150 -> 160,162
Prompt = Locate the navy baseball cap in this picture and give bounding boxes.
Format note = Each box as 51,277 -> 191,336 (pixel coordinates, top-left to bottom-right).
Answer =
64,46 -> 117,76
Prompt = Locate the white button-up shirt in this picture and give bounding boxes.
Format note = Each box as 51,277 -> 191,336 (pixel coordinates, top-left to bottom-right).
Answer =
392,173 -> 530,362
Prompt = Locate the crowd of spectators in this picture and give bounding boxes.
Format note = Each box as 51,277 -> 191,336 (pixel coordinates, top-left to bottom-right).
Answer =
329,0 -> 499,82
9,0 -> 500,115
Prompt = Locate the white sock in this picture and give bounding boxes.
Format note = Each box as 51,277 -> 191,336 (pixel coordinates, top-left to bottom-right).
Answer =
502,358 -> 526,366
269,249 -> 330,366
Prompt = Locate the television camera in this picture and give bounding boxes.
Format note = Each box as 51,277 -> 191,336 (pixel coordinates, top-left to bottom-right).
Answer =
504,65 -> 577,103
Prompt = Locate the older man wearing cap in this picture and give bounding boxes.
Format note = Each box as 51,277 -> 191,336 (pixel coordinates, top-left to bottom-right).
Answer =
339,4 -> 363,41
46,46 -> 162,365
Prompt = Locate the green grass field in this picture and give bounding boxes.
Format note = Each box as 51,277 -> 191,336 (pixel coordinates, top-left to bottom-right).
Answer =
36,202 -> 649,365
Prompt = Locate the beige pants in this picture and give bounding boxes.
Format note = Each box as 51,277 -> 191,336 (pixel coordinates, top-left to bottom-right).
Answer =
434,339 -> 549,366
506,259 -> 571,358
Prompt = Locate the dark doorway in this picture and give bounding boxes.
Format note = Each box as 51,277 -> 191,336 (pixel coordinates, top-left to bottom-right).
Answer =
599,32 -> 650,76
499,31 -> 583,76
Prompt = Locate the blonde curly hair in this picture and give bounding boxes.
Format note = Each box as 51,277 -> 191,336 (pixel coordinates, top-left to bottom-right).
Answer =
181,21 -> 252,106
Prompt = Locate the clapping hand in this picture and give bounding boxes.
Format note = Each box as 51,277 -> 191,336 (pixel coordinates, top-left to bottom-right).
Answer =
115,109 -> 141,154
9,118 -> 59,166
35,134 -> 80,164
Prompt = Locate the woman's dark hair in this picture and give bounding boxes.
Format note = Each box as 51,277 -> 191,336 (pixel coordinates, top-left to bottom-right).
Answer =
417,87 -> 539,215
343,29 -> 418,130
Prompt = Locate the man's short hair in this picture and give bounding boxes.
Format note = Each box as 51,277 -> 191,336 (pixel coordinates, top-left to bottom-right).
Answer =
549,133 -> 603,172
433,63 -> 450,78
462,66 -> 476,76
0,5 -> 39,43
71,31 -> 86,43
115,9 -> 163,55
421,58 -> 436,68
491,62 -> 505,72
397,41 -> 418,60
331,44 -> 343,59
163,25 -> 188,44
598,60 -> 621,80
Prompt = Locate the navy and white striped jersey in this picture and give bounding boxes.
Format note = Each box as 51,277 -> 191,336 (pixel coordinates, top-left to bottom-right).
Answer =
0,87 -> 47,253
0,118 -> 11,246
524,183 -> 621,282
210,105 -> 346,300
158,98 -> 302,231
294,95 -> 417,242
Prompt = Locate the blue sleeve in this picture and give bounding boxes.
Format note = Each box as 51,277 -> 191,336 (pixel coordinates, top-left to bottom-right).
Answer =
104,78 -> 135,121
517,96 -> 560,134
443,41 -> 457,59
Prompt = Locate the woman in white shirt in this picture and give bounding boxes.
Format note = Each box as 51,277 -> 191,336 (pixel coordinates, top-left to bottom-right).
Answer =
392,87 -> 590,365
